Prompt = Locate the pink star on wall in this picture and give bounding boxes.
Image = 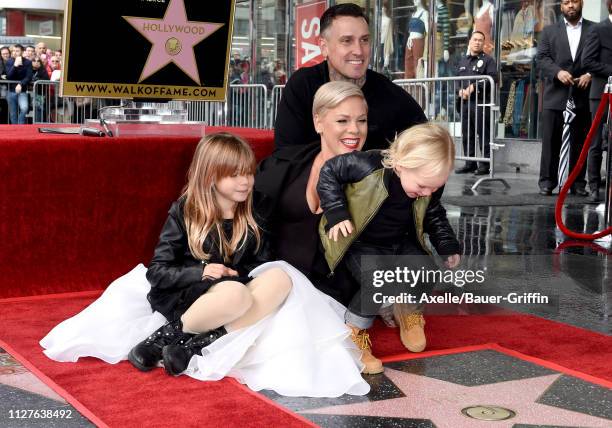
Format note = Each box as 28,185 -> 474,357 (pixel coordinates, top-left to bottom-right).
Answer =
304,370 -> 612,427
123,0 -> 224,85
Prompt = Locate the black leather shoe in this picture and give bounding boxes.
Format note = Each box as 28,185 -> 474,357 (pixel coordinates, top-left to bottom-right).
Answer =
474,168 -> 490,176
588,189 -> 601,203
539,188 -> 553,196
128,320 -> 192,372
455,164 -> 477,174
570,188 -> 588,197
162,327 -> 228,376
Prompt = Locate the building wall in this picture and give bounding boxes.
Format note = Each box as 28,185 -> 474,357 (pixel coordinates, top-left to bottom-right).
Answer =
1,0 -> 65,11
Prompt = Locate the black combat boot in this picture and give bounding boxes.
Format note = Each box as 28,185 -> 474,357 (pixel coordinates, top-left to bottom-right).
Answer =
162,327 -> 228,376
128,319 -> 193,372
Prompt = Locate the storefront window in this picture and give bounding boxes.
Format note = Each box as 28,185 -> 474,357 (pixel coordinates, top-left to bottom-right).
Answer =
253,0 -> 289,90
24,12 -> 63,51
383,1 -> 499,80
498,0 -> 549,140
230,1 -> 252,84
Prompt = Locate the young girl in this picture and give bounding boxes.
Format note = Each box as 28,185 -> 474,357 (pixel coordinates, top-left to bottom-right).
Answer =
316,123 -> 462,373
41,132 -> 368,397
128,132 -> 293,376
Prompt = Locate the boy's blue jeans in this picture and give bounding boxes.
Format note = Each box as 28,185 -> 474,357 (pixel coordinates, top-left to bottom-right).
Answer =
343,240 -> 435,330
7,91 -> 28,124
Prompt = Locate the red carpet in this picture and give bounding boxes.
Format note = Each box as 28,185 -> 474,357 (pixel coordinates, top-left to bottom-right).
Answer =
0,293 -> 610,426
0,293 -> 311,428
371,315 -> 612,382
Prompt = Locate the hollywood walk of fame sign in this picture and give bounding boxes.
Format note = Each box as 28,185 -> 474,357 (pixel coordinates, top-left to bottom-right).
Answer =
61,0 -> 235,101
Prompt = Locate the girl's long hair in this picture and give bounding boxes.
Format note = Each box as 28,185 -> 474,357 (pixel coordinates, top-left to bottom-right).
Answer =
182,132 -> 260,262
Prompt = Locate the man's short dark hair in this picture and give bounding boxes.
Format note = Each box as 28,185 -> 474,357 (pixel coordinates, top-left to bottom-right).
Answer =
320,3 -> 369,37
608,0 -> 612,12
13,44 -> 24,52
471,30 -> 485,40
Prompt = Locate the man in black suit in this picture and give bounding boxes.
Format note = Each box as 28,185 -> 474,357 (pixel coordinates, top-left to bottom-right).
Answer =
536,0 -> 593,196
582,0 -> 612,202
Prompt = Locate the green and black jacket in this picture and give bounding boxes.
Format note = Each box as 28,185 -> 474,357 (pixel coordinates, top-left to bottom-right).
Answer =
317,150 -> 461,273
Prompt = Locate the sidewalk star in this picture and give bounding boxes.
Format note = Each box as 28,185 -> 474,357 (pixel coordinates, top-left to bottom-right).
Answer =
303,369 -> 611,427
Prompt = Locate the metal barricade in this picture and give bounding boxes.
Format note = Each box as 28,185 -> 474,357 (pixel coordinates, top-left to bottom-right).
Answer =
392,80 -> 429,114
268,85 -> 285,129
32,82 -> 271,129
32,80 -> 116,124
605,78 -> 612,231
183,100 -> 227,126
225,84 -> 268,129
394,76 -> 509,192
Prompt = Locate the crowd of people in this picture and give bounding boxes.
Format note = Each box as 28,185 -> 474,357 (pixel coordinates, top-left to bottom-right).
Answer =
229,53 -> 287,91
0,41 -> 62,124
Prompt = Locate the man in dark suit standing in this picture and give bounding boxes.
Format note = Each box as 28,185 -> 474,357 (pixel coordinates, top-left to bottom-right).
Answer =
582,0 -> 612,202
536,0 -> 593,196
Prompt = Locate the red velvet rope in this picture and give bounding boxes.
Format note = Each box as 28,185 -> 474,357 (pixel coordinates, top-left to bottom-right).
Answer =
554,92 -> 612,240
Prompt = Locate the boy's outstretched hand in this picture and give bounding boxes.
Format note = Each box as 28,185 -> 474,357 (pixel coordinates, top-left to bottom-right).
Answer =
328,220 -> 354,242
444,254 -> 461,269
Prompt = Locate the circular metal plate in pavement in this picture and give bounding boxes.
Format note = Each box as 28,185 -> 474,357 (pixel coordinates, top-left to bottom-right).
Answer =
461,405 -> 517,421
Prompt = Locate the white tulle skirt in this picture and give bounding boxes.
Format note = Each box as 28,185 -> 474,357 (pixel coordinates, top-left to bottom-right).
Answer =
40,261 -> 369,397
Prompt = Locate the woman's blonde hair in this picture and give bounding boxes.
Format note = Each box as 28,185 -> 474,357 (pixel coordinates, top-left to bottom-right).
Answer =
182,132 -> 260,262
381,123 -> 455,175
312,81 -> 367,119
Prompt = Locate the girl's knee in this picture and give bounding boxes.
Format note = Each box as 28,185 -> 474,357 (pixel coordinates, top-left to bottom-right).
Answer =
180,313 -> 199,334
223,281 -> 253,313
265,268 -> 293,295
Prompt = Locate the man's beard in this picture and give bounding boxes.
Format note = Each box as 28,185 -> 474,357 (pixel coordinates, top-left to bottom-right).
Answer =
562,9 -> 581,22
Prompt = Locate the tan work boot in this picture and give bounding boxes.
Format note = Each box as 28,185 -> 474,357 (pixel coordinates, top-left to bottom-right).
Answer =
347,324 -> 384,374
393,304 -> 426,352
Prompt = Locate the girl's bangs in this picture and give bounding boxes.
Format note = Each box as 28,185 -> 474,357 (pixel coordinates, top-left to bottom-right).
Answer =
215,143 -> 256,178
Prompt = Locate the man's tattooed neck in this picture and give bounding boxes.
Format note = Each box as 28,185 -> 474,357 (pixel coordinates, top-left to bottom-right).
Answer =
328,66 -> 366,87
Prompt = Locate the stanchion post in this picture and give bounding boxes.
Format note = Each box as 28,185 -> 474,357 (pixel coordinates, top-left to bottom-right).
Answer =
605,77 -> 612,229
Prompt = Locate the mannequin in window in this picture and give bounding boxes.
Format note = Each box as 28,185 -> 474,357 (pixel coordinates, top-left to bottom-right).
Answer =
435,0 -> 451,72
472,0 -> 495,55
380,1 -> 394,70
434,0 -> 451,120
511,0 -> 535,40
404,0 -> 428,79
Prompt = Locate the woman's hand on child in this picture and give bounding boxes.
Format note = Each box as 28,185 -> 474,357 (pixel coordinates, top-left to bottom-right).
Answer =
444,254 -> 461,269
202,263 -> 239,280
328,220 -> 354,242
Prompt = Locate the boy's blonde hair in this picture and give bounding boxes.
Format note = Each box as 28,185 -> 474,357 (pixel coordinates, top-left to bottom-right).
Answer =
312,81 -> 367,119
381,123 -> 455,176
